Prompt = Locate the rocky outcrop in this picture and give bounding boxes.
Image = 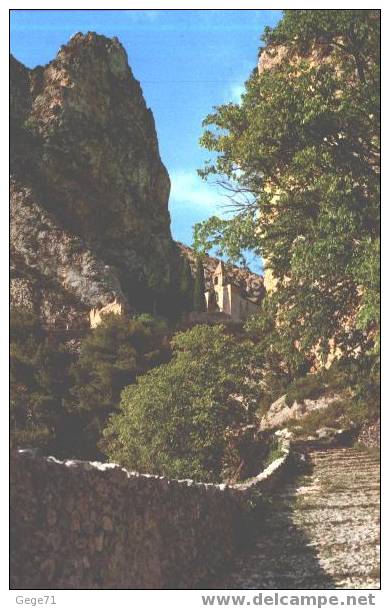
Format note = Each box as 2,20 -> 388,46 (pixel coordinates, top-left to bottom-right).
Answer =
258,40 -> 334,74
10,180 -> 125,327
260,393 -> 341,431
177,242 -> 265,302
10,33 -> 181,326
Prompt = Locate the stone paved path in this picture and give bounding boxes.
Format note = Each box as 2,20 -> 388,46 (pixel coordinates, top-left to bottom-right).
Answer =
211,447 -> 380,589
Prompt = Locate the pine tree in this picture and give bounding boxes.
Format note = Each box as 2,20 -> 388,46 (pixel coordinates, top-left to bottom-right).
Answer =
10,308 -> 73,454
68,313 -> 170,459
179,256 -> 194,312
193,257 -> 207,312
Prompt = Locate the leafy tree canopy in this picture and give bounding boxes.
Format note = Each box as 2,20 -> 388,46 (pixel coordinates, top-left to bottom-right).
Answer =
101,325 -> 262,482
195,9 -> 379,362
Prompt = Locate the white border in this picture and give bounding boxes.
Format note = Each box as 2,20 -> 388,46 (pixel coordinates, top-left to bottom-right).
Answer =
3,2 -> 387,606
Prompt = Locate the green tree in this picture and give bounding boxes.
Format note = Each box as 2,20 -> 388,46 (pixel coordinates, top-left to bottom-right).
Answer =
101,325 -> 262,482
193,257 -> 207,312
10,308 -> 73,452
195,9 -> 379,363
178,256 -> 194,312
68,313 -> 170,459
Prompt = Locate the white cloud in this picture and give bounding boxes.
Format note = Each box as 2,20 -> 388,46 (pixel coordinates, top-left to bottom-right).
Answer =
170,170 -> 221,210
170,169 -> 255,213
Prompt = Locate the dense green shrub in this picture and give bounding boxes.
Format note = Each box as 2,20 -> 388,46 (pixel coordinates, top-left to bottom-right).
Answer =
101,325 -> 263,482
10,309 -> 172,459
285,376 -> 326,406
264,437 -> 285,467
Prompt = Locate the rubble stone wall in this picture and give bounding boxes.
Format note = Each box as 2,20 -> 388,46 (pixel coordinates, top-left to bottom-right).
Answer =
10,440 -> 290,589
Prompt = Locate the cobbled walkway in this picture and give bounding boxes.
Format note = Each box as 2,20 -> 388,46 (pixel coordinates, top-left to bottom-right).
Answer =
211,447 -> 380,589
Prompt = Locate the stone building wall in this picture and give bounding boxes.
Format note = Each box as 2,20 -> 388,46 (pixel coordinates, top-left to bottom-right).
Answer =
205,283 -> 259,321
10,440 -> 290,589
89,299 -> 124,328
228,285 -> 259,321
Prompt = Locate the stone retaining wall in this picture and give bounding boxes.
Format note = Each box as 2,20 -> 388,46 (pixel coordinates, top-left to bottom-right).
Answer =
10,439 -> 290,589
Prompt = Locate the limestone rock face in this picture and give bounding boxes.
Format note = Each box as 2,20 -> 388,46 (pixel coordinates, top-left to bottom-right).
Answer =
260,393 -> 341,431
10,33 -> 180,326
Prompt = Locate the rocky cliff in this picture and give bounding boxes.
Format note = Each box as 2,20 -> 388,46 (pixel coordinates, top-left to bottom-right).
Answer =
10,32 -> 181,326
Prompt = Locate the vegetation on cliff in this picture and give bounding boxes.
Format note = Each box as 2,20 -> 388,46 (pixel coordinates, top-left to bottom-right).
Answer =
10,309 -> 73,453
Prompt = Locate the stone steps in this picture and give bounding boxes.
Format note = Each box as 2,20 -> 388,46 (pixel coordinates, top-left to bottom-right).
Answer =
266,522 -> 379,544
209,447 -> 380,590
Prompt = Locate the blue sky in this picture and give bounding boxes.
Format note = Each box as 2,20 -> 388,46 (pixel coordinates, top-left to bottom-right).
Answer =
10,9 -> 282,273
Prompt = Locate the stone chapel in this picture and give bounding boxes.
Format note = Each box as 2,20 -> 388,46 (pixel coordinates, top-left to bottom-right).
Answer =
205,261 -> 260,321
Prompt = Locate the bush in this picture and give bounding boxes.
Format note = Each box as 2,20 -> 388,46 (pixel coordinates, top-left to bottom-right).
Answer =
101,325 -> 263,482
264,437 -> 285,467
285,375 -> 326,406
